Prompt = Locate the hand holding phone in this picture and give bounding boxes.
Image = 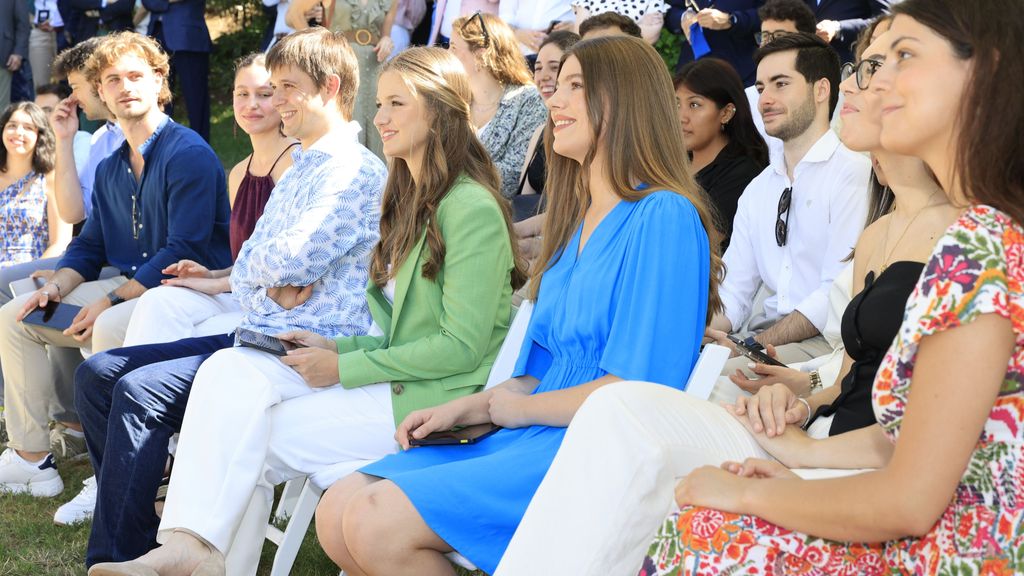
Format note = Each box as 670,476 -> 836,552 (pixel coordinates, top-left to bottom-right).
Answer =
409,423 -> 501,446
235,327 -> 300,356
727,335 -> 786,367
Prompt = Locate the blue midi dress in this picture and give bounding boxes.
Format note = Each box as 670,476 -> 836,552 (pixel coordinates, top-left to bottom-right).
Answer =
359,190 -> 712,573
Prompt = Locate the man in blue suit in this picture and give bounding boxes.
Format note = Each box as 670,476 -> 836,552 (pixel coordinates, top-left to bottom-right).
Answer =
66,0 -> 135,44
1,0 -> 30,111
805,0 -> 890,63
666,0 -> 764,85
142,0 -> 212,141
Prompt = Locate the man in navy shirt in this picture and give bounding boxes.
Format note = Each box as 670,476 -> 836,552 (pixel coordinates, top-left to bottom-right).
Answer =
0,31 -> 230,497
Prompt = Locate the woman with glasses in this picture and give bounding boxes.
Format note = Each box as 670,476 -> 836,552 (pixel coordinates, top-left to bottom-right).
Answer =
638,0 -> 1024,572
495,14 -> 961,575
448,11 -> 547,198
287,0 -> 401,158
0,102 -> 71,268
320,36 -> 720,576
674,57 -> 767,250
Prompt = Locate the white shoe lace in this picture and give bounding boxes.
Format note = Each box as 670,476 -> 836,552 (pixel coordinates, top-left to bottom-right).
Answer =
49,427 -> 69,457
71,476 -> 98,503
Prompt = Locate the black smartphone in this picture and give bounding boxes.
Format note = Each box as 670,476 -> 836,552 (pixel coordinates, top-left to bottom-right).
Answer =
727,335 -> 786,367
234,327 -> 300,356
409,423 -> 502,446
23,301 -> 83,332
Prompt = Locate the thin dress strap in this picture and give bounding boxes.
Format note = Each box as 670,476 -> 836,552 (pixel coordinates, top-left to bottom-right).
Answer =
265,142 -> 299,176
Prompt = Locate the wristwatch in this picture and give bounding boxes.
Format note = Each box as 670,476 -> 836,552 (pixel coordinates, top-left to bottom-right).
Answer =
107,290 -> 126,306
807,370 -> 823,395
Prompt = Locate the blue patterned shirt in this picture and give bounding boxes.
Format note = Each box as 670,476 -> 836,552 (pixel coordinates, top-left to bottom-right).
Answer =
230,122 -> 386,338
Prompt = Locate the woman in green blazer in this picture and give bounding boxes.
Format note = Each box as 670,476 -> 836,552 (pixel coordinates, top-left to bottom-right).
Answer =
279,45 -> 527,442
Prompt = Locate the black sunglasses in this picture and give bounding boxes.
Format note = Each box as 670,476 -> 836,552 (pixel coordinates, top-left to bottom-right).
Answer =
775,187 -> 792,247
755,30 -> 796,47
840,59 -> 883,91
461,11 -> 490,47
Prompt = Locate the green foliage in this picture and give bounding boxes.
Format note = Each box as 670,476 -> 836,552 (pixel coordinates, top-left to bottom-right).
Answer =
208,14 -> 268,106
654,28 -> 683,72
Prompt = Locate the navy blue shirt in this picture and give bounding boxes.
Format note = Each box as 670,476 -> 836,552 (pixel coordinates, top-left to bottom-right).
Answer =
58,116 -> 231,288
668,0 -> 764,85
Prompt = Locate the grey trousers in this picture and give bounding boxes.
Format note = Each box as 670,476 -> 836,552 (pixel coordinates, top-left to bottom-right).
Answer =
0,67 -> 11,119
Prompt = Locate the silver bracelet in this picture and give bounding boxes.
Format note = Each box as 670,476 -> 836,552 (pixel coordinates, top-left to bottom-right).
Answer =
795,397 -> 812,429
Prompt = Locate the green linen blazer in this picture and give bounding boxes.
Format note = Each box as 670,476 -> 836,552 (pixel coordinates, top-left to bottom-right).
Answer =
335,176 -> 515,426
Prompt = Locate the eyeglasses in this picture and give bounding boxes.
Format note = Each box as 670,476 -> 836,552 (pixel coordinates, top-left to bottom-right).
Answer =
775,187 -> 792,247
461,11 -> 490,47
840,59 -> 883,91
756,30 -> 796,47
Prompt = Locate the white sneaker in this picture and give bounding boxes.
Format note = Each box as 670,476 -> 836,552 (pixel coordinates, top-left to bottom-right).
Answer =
0,448 -> 64,497
54,475 -> 97,525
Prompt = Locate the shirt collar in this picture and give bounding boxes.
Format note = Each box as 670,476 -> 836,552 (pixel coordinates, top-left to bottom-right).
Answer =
301,121 -> 362,158
769,129 -> 840,178
137,114 -> 171,159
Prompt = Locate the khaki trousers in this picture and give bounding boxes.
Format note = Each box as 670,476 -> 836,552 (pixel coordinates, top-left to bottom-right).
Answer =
0,277 -> 135,451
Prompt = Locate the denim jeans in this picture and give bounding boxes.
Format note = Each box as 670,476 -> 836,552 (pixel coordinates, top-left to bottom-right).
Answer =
75,333 -> 233,566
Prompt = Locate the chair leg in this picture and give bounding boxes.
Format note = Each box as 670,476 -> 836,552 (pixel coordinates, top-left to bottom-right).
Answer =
275,476 -> 306,521
268,478 -> 324,576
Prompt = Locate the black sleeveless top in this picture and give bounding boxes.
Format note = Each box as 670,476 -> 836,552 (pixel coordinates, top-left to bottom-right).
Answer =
809,260 -> 925,436
511,145 -> 545,222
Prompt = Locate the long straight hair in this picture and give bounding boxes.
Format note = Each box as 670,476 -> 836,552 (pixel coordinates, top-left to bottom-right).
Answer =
370,47 -> 528,290
530,36 -> 724,322
891,0 -> 1024,226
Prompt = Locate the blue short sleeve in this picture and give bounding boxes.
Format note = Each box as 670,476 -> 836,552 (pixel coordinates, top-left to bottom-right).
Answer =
598,192 -> 711,389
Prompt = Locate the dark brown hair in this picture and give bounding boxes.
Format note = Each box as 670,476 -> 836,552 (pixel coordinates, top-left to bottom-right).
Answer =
0,102 -> 56,174
891,0 -> 1023,225
532,36 -> 723,321
758,0 -> 816,35
85,32 -> 173,107
52,36 -> 105,79
578,12 -> 642,39
674,58 -> 769,169
755,32 -> 841,118
370,47 -> 527,290
266,28 -> 359,120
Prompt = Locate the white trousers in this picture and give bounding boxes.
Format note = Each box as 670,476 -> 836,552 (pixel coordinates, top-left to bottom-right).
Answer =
157,346 -> 396,563
495,381 -> 848,576
123,285 -> 242,346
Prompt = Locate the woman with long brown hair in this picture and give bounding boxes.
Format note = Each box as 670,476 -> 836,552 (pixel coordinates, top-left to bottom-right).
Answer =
314,35 -> 722,576
631,0 -> 1024,573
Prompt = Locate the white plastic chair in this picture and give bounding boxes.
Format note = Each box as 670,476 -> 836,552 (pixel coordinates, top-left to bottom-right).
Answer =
264,303 -> 534,576
682,344 -> 730,401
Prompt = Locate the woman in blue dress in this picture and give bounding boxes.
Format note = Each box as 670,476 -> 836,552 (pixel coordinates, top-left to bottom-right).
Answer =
316,35 -> 725,576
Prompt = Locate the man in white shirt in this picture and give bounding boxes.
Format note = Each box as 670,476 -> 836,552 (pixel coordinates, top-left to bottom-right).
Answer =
708,31 -> 870,404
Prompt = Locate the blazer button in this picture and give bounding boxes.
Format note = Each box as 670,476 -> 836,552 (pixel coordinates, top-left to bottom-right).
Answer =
392,383 -> 404,395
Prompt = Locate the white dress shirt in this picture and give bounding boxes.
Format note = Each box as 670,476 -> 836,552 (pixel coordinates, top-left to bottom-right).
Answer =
720,129 -> 870,333
499,0 -> 574,53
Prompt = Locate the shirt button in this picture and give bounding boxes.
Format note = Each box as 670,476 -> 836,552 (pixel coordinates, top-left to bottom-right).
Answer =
392,383 -> 404,395
138,224 -> 143,230
142,252 -> 148,257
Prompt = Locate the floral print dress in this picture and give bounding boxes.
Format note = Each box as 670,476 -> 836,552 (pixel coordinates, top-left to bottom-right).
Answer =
641,204 -> 1024,576
0,171 -> 49,268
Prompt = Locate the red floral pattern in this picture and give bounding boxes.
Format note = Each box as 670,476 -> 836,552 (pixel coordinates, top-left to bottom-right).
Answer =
642,206 -> 1024,576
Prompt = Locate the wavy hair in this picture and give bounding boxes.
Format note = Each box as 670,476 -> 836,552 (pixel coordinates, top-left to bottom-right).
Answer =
370,47 -> 528,290
452,13 -> 534,86
530,36 -> 723,322
84,31 -> 173,107
0,102 -> 56,174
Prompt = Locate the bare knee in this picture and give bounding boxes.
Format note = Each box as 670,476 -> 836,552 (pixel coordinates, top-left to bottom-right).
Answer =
316,473 -> 374,569
342,481 -> 399,568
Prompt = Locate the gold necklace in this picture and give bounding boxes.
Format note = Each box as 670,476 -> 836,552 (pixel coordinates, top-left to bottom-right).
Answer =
880,189 -> 942,272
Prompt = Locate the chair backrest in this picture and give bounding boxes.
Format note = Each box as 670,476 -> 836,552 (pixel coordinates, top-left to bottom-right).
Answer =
484,300 -> 533,390
9,277 -> 41,298
683,344 -> 730,401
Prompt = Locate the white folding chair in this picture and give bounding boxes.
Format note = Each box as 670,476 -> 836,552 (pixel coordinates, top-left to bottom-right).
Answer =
682,344 -> 730,401
265,303 -> 534,576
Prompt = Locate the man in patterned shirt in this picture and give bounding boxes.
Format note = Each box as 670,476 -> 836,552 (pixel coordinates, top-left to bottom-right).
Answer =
67,28 -> 387,569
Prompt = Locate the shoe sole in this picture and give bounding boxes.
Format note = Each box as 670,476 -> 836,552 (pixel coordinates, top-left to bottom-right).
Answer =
53,513 -> 92,525
0,475 -> 64,497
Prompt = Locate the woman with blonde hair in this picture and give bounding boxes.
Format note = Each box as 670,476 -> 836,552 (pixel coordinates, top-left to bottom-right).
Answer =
315,35 -> 722,576
449,11 -> 547,198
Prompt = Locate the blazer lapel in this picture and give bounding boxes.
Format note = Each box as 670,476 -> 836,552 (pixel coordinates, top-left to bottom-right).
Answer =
389,230 -> 428,333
